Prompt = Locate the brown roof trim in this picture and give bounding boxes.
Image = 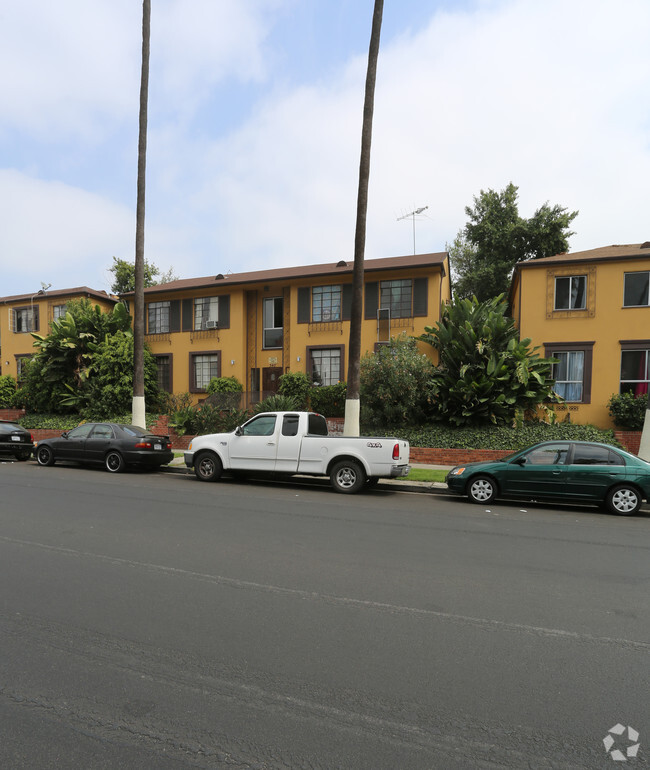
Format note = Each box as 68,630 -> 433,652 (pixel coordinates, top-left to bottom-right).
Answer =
513,243 -> 650,272
121,252 -> 449,297
0,286 -> 118,305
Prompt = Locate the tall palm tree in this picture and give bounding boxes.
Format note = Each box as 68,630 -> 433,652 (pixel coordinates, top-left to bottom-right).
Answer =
132,0 -> 150,428
344,0 -> 384,436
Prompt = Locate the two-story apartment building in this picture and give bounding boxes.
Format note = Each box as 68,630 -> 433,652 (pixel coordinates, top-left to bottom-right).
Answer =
510,243 -> 650,428
0,287 -> 118,382
124,252 -> 451,402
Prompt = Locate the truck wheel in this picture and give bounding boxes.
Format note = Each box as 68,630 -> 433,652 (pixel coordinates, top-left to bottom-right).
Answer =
194,451 -> 223,482
36,445 -> 55,466
330,459 -> 365,494
606,485 -> 641,516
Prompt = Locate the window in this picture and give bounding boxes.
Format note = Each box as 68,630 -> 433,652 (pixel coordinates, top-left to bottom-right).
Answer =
15,355 -> 32,383
552,351 -> 584,402
263,297 -> 283,348
380,279 -> 412,318
624,272 -> 650,307
194,297 -> 219,330
147,301 -> 170,333
242,415 -> 276,436
67,424 -> 95,439
522,443 -> 569,466
281,414 -> 299,437
309,347 -> 342,386
90,424 -> 115,439
571,445 -> 623,466
620,348 -> 649,396
554,275 -> 586,310
52,304 -> 67,321
191,352 -> 220,392
307,413 -> 328,435
12,306 -> 38,333
312,285 -> 341,322
155,355 -> 172,392
545,342 -> 594,404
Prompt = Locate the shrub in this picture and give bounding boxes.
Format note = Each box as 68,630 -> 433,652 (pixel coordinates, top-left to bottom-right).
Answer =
607,392 -> 647,430
360,336 -> 435,428
278,371 -> 311,409
309,382 -> 347,418
0,375 -> 17,408
207,376 -> 243,394
253,394 -> 299,413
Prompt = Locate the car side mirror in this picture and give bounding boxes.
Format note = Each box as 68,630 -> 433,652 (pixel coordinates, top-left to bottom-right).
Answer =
235,426 -> 243,436
61,431 -> 69,439
514,457 -> 526,466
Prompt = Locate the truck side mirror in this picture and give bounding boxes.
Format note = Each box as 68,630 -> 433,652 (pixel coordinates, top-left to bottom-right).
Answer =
235,426 -> 243,436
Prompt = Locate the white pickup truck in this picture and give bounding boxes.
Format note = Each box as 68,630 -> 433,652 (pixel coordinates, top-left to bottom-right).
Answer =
183,411 -> 410,493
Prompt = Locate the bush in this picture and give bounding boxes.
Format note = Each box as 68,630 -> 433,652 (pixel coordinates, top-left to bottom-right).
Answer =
607,392 -> 647,430
0,375 -> 17,408
278,372 -> 311,409
360,336 -> 435,428
206,376 -> 243,394
253,394 -> 299,413
309,382 -> 347,417
373,421 -> 620,451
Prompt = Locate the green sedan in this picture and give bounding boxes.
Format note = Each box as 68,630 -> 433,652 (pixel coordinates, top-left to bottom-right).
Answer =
445,441 -> 650,516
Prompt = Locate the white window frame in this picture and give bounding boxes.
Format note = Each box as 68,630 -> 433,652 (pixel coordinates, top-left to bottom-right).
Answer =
554,275 -> 587,311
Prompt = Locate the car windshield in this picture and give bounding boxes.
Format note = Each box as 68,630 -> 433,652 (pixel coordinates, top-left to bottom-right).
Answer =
0,422 -> 22,433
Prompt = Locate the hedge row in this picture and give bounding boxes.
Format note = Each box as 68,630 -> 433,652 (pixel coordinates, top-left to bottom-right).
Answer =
382,422 -> 620,450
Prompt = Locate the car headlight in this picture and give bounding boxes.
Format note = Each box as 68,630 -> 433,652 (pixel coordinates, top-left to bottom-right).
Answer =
448,467 -> 466,476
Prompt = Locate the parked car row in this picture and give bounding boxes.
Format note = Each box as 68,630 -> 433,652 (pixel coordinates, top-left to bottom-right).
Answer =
2,418 -> 649,515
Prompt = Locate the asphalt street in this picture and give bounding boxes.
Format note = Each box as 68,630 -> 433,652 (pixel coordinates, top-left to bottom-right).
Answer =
0,459 -> 648,768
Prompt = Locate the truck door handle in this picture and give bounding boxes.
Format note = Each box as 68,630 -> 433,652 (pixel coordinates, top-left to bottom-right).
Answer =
267,442 -> 275,446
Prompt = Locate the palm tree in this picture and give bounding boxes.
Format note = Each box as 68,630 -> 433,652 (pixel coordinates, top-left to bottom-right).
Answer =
344,0 -> 384,436
132,0 -> 150,428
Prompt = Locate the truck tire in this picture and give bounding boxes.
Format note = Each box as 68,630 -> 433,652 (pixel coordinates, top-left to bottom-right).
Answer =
194,451 -> 223,482
330,459 -> 366,494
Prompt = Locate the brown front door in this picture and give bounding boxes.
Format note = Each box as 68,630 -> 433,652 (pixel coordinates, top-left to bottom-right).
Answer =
262,367 -> 283,395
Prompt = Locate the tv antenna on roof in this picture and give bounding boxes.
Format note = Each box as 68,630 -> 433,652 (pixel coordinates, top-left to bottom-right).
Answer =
397,206 -> 428,254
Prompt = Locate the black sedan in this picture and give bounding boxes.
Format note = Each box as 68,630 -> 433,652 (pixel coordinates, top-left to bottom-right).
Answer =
34,422 -> 173,473
0,420 -> 34,461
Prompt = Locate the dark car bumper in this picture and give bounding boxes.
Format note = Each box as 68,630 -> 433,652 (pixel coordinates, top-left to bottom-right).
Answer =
123,449 -> 174,467
0,440 -> 34,456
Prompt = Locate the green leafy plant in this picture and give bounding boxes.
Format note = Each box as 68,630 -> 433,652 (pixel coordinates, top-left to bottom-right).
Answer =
607,392 -> 648,430
206,376 -> 243,394
0,375 -> 17,408
359,335 -> 435,428
309,382 -> 347,418
278,371 -> 311,409
253,394 -> 299,413
418,295 -> 561,426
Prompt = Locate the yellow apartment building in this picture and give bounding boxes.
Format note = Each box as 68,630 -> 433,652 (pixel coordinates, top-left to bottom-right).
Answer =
510,243 -> 650,428
0,287 -> 118,382
123,252 -> 451,402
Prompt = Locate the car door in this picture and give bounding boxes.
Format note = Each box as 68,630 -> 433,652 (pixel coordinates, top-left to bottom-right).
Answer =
84,423 -> 115,464
229,414 -> 278,470
501,442 -> 570,499
564,444 -> 627,500
57,423 -> 95,461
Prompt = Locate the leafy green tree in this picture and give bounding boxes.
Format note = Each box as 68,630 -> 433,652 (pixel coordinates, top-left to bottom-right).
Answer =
359,335 -> 435,429
418,296 -> 561,426
278,371 -> 311,409
451,183 -> 578,300
109,256 -> 178,294
80,330 -> 160,418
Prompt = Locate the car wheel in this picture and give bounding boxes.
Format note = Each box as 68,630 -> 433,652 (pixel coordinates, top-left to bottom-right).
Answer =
467,475 -> 497,504
330,459 -> 366,494
105,451 -> 125,473
606,485 -> 641,516
15,449 -> 31,461
194,451 -> 223,482
36,445 -> 55,466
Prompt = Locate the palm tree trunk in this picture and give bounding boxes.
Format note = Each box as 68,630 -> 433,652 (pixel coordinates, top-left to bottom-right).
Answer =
344,0 -> 383,437
132,0 -> 150,428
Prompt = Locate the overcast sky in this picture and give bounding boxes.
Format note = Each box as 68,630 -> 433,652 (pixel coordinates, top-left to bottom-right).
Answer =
1,0 -> 649,298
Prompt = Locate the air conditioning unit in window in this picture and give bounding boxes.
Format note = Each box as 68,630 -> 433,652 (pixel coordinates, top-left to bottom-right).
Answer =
205,320 -> 218,329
